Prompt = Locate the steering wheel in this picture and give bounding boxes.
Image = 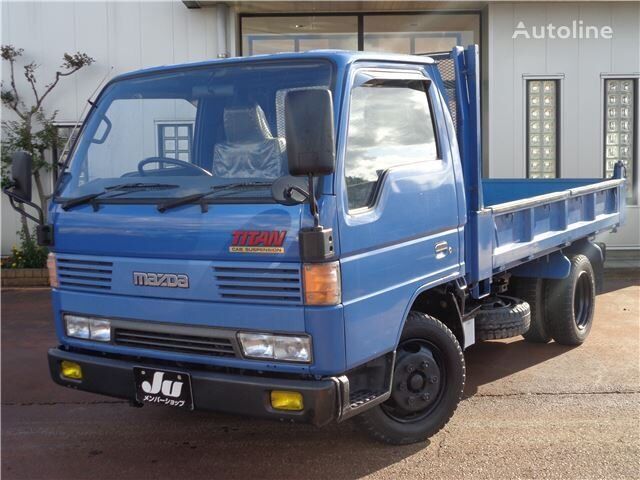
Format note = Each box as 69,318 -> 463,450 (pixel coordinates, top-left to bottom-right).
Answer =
137,157 -> 212,176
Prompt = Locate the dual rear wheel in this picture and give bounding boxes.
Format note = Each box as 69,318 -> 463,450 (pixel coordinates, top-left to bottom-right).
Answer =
514,254 -> 596,345
356,253 -> 596,445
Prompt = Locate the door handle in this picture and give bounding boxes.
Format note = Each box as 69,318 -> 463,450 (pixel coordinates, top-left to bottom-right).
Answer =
435,241 -> 452,258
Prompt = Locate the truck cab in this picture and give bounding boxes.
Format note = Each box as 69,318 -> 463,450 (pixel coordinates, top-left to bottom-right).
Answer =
4,46 -> 625,445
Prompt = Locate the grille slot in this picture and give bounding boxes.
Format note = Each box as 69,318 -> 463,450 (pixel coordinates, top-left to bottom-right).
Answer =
57,257 -> 113,290
213,264 -> 302,305
114,328 -> 236,357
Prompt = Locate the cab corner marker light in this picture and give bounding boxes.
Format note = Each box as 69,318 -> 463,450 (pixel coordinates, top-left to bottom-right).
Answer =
60,360 -> 83,380
270,390 -> 303,411
302,261 -> 341,306
47,252 -> 58,288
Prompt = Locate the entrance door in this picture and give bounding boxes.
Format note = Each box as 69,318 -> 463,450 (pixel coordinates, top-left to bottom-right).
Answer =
239,12 -> 480,57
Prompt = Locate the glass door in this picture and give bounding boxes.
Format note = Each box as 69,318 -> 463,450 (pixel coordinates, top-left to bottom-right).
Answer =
240,12 -> 480,57
241,15 -> 358,56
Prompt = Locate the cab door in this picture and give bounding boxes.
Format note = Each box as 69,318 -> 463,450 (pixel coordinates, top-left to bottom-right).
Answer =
336,66 -> 464,367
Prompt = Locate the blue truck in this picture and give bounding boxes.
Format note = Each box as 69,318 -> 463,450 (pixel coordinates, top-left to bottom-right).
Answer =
5,45 -> 626,444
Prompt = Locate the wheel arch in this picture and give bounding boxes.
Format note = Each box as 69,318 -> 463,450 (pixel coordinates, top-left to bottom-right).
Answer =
396,280 -> 466,349
563,239 -> 604,293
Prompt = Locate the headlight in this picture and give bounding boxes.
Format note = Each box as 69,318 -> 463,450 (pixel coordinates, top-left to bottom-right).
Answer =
64,314 -> 111,342
64,315 -> 90,339
237,332 -> 311,363
89,319 -> 112,341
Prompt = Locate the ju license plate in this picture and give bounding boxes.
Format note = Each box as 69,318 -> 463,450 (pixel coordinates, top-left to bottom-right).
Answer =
134,367 -> 194,410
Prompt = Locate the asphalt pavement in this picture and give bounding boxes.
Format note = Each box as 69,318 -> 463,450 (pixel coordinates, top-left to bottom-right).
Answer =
2,270 -> 639,479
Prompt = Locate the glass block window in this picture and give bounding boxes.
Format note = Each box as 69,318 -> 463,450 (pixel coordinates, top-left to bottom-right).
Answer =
158,123 -> 193,162
527,80 -> 559,179
604,79 -> 635,201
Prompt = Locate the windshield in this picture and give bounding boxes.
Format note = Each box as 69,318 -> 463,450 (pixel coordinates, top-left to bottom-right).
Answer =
57,59 -> 333,201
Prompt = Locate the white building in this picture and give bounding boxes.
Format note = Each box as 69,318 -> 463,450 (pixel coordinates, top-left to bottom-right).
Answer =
2,0 -> 638,254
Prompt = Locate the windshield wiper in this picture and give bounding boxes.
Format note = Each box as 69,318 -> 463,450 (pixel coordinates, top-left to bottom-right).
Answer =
61,183 -> 178,211
157,182 -> 272,213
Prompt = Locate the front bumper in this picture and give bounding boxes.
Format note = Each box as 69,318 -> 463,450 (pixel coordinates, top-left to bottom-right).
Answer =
48,347 -> 338,426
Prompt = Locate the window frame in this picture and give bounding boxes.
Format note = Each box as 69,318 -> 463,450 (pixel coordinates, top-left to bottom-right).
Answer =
156,121 -> 195,163
601,74 -> 638,205
342,73 -> 442,214
52,122 -> 81,184
523,74 -> 564,179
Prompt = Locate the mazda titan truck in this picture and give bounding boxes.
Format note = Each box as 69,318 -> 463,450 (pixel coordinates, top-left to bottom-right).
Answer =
5,46 -> 626,444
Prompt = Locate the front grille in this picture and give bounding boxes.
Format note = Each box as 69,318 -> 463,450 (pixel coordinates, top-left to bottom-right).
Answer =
57,257 -> 113,290
114,328 -> 236,357
213,263 -> 302,305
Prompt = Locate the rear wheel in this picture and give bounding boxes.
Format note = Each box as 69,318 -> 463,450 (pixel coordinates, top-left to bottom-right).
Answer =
354,312 -> 465,445
546,254 -> 595,345
510,277 -> 551,343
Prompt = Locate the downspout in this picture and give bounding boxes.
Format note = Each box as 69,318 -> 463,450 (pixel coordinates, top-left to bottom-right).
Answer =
216,3 -> 229,58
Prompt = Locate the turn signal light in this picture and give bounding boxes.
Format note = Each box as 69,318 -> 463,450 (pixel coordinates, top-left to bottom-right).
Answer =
302,261 -> 341,306
270,390 -> 303,411
60,360 -> 83,380
47,253 -> 58,288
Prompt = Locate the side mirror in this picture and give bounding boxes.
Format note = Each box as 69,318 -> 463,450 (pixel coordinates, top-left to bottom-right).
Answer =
285,89 -> 335,177
3,150 -> 52,245
284,90 -> 336,262
271,175 -> 309,206
10,151 -> 33,203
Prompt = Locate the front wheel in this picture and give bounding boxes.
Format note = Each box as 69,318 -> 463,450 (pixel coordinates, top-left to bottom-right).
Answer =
354,312 -> 465,445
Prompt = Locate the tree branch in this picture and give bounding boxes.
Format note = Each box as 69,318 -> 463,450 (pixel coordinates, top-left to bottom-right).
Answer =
8,54 -> 20,108
0,46 -> 26,119
36,67 -> 81,110
36,52 -> 94,110
24,62 -> 41,107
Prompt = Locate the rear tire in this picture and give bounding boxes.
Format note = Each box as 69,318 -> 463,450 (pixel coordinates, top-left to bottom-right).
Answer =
354,312 -> 465,445
546,254 -> 595,345
510,277 -> 551,343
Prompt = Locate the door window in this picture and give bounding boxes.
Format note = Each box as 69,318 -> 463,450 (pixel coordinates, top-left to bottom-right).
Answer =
344,81 -> 438,210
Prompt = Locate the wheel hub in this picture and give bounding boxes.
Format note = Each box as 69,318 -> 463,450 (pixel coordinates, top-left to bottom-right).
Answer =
390,347 -> 441,413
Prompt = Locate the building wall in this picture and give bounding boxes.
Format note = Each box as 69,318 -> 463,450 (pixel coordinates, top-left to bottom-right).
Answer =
2,1 -> 638,253
486,2 -> 640,248
1,0 -> 233,254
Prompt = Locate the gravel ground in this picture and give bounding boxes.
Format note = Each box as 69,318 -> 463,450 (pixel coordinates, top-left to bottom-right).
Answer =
2,270 -> 638,479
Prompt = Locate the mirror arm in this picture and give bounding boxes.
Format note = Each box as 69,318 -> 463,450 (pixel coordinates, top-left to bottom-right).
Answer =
306,173 -> 320,228
3,186 -> 44,225
4,187 -> 54,246
286,184 -> 310,201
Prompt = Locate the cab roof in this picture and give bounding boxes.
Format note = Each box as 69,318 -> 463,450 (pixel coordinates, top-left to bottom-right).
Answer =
112,50 -> 436,82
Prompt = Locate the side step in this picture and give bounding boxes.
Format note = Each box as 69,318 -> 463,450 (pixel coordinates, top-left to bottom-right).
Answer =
332,351 -> 395,422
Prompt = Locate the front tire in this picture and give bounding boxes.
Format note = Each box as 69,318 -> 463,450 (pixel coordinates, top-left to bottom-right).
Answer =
354,312 -> 465,445
546,254 -> 596,345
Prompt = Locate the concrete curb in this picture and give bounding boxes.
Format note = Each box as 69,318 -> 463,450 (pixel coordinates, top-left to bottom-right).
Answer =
1,268 -> 49,287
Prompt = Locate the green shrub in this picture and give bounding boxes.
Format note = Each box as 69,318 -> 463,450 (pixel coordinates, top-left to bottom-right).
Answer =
3,230 -> 48,269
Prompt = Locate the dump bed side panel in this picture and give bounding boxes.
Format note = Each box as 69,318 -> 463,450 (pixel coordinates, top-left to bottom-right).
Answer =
488,177 -> 625,274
